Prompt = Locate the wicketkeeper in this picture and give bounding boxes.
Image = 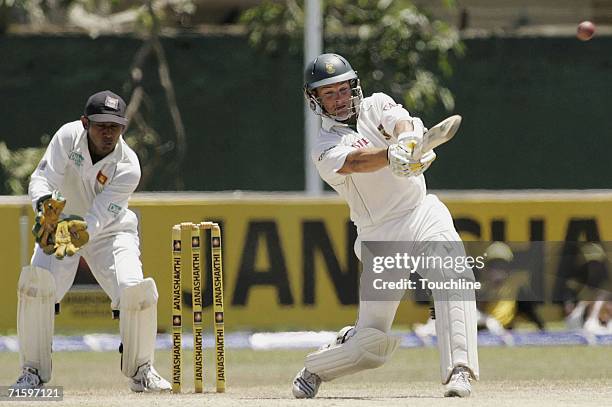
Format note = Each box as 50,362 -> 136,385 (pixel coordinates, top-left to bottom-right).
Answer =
292,54 -> 479,398
12,90 -> 171,392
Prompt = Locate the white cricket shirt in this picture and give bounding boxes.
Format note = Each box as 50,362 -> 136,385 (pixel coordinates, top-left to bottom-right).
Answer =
312,92 -> 426,228
29,120 -> 141,240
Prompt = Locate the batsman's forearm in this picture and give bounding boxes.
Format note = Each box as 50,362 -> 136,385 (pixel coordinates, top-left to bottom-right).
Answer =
338,148 -> 389,174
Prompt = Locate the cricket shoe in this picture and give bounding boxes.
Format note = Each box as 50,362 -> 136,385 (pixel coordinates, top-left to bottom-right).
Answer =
444,366 -> 472,397
12,367 -> 44,389
130,363 -> 172,393
292,367 -> 321,398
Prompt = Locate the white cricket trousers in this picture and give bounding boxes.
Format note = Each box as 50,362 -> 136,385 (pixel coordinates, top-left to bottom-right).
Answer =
353,194 -> 464,332
31,230 -> 144,309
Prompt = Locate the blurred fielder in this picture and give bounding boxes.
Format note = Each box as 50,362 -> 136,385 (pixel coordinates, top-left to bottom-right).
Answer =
292,54 -> 479,398
12,90 -> 171,392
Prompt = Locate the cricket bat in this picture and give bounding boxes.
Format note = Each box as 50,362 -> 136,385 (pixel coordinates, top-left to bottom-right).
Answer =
400,115 -> 462,159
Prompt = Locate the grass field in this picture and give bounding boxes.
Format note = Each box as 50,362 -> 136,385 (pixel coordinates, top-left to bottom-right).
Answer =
0,346 -> 610,406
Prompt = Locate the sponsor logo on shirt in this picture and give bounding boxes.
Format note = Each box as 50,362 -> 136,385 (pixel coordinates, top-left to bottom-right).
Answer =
351,138 -> 370,149
38,160 -> 47,171
96,170 -> 108,185
69,151 -> 84,167
377,124 -> 392,140
107,202 -> 122,216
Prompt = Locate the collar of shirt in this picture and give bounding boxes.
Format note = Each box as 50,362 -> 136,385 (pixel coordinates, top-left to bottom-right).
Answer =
321,116 -> 350,132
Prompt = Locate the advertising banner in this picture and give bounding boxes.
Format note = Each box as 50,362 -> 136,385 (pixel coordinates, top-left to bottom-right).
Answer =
1,192 -> 611,332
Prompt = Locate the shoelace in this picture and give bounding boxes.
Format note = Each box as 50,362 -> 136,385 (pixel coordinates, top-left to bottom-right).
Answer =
453,370 -> 470,387
142,367 -> 163,389
16,372 -> 38,386
305,371 -> 321,387
16,376 -> 30,385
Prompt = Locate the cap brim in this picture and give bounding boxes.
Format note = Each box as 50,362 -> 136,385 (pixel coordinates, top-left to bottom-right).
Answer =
88,114 -> 128,125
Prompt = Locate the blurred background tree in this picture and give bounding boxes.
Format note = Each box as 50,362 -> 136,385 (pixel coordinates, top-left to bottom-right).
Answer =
241,0 -> 463,113
0,137 -> 49,195
0,0 -> 461,194
0,0 -> 193,193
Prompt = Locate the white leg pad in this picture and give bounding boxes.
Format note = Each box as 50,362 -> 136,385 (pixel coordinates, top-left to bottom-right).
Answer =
305,328 -> 399,381
417,236 -> 480,384
17,266 -> 56,383
433,290 -> 480,383
120,278 -> 158,377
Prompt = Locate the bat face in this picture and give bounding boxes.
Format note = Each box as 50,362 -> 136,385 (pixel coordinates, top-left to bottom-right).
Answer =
422,115 -> 462,153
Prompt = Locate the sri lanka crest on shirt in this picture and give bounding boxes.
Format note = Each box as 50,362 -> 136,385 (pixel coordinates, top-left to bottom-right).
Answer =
96,170 -> 108,185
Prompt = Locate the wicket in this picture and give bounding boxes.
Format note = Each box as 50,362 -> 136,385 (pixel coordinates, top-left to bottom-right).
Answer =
171,222 -> 226,393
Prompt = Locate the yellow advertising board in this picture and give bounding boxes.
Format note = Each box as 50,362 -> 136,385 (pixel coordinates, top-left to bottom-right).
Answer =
1,191 -> 612,334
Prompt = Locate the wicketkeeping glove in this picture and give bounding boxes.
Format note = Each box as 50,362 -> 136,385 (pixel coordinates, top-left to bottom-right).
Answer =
387,143 -> 436,177
32,191 -> 66,255
53,217 -> 89,259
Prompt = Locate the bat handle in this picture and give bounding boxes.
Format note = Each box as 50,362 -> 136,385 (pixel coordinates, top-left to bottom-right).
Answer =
403,139 -> 422,160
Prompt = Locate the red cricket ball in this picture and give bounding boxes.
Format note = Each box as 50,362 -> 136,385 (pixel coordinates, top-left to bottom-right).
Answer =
577,21 -> 595,41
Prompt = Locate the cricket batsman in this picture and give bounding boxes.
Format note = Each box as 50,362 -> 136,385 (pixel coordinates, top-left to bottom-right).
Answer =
292,54 -> 479,398
12,90 -> 171,392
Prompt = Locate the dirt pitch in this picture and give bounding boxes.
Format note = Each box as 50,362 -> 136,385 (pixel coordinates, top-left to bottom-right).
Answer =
0,346 -> 610,406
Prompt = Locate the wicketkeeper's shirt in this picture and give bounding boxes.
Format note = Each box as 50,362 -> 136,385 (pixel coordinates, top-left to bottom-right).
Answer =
312,92 -> 426,229
29,120 -> 141,240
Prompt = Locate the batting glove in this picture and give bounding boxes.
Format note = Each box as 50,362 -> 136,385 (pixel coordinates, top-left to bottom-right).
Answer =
388,143 -> 436,177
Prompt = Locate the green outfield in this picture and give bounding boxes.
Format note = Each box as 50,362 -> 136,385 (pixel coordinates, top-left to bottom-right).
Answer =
1,346 -> 610,406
